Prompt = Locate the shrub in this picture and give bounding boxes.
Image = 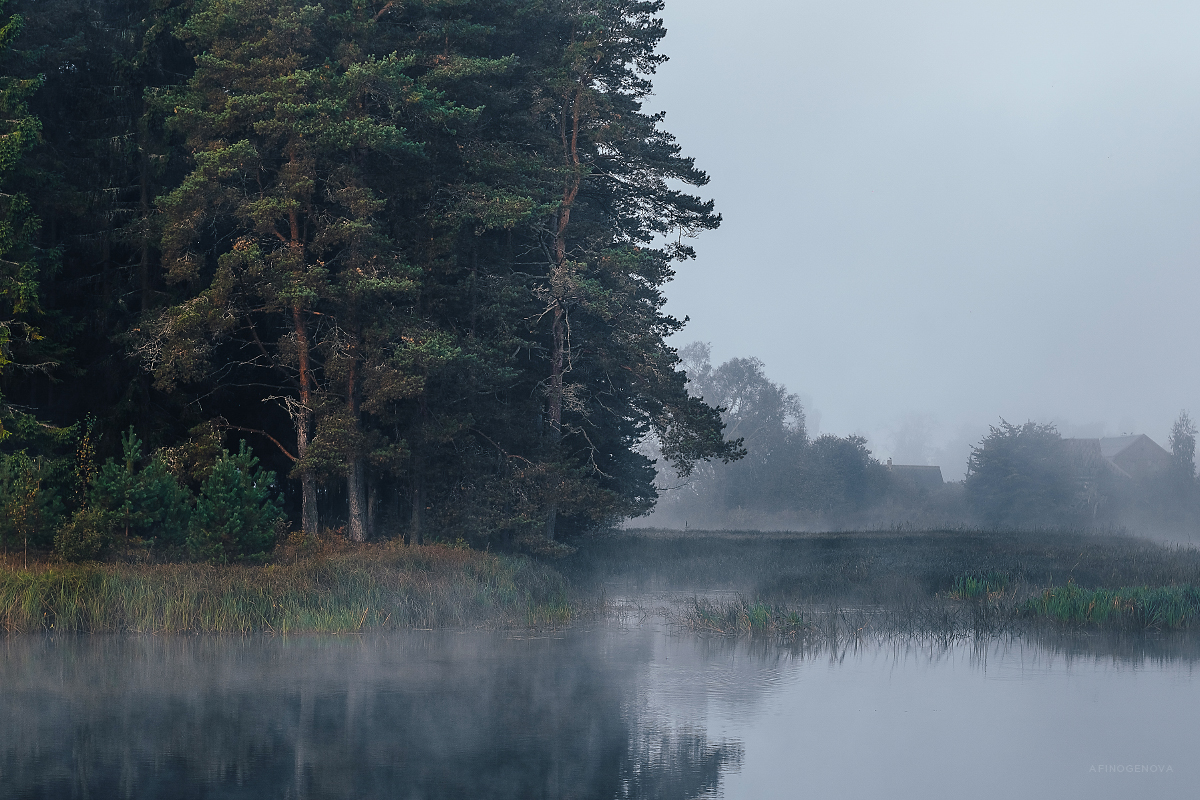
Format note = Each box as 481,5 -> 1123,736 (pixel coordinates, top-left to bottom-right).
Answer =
53,507 -> 111,562
187,443 -> 282,563
83,428 -> 193,547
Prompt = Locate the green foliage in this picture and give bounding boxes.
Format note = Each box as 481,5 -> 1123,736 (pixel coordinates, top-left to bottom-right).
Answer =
84,427 -> 193,551
0,450 -> 61,549
52,506 -> 109,562
683,597 -> 809,640
0,0 -> 50,373
155,421 -> 226,488
655,344 -> 888,522
0,397 -> 77,550
949,571 -> 1010,600
187,442 -> 281,563
801,434 -> 888,513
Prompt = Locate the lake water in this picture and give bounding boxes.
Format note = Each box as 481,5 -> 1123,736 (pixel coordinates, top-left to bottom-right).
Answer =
2,625 -> 1196,799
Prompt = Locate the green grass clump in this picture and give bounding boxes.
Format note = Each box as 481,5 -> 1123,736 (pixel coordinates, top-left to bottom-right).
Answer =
0,542 -> 574,634
948,570 -> 1010,600
1023,584 -> 1200,630
682,597 -> 808,640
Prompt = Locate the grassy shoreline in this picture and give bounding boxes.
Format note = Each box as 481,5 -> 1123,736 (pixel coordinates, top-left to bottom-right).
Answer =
0,541 -> 574,634
6,527 -> 1200,636
571,527 -> 1200,636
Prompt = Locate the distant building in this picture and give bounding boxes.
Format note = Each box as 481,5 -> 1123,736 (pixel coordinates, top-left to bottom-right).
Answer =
1060,434 -> 1171,480
886,459 -> 944,491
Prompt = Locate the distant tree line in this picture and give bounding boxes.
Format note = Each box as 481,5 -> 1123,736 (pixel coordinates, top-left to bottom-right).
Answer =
653,343 -> 1200,534
0,0 -> 742,560
650,343 -> 895,527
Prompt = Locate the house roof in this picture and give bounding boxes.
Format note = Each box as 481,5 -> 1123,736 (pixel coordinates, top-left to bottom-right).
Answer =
1098,435 -> 1148,459
1061,434 -> 1170,479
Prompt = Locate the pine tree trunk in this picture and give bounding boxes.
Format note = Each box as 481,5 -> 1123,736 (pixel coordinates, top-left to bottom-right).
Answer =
347,456 -> 366,542
542,88 -> 581,542
544,287 -> 566,541
366,472 -> 378,539
298,426 -> 319,537
292,303 -> 319,536
345,341 -> 366,542
409,480 -> 423,545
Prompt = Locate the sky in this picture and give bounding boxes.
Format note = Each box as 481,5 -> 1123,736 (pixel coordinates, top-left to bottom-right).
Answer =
649,0 -> 1200,478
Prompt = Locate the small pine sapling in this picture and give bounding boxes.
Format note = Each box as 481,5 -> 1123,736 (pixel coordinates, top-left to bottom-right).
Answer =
60,428 -> 194,559
188,442 -> 282,563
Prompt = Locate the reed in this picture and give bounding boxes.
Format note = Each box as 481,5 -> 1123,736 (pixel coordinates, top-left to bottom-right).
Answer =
1023,584 -> 1200,630
947,570 -> 1010,600
681,597 -> 809,639
0,542 -> 574,634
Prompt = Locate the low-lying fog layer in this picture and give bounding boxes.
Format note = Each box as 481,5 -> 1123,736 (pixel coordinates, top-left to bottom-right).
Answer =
2,626 -> 1196,800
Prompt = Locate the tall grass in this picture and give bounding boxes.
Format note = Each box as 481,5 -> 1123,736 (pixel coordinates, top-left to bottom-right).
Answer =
1023,584 -> 1200,630
0,542 -> 575,634
682,597 -> 808,640
947,570 -> 1010,600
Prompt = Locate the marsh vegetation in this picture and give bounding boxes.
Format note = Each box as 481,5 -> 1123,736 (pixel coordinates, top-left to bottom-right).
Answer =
564,527 -> 1200,637
6,526 -> 1200,637
0,539 -> 572,634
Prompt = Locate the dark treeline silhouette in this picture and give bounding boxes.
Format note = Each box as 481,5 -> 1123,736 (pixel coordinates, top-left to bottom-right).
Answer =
0,0 -> 742,560
649,343 -> 1200,537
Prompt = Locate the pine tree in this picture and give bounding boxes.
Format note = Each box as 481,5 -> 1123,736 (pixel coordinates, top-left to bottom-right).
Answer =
84,426 -> 192,545
0,0 -> 742,545
151,0 -> 450,536
476,0 -> 737,538
188,441 -> 281,562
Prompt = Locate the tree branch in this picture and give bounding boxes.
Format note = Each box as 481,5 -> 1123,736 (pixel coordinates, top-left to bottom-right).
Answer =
214,417 -> 297,461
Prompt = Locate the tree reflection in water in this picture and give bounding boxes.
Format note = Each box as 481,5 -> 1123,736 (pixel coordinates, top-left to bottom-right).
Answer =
0,631 -> 741,800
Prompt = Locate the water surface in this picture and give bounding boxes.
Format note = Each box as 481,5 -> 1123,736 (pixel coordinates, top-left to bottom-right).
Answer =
2,626 -> 1195,799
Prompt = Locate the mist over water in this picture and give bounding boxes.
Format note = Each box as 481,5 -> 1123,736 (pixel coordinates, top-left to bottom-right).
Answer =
2,626 -> 1196,799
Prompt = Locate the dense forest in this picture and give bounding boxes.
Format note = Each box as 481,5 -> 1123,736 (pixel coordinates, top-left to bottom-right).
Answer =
0,0 -> 744,560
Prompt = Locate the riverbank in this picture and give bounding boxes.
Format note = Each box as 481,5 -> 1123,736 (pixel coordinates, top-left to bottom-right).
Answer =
0,540 -> 574,634
5,527 -> 1200,635
566,527 -> 1200,634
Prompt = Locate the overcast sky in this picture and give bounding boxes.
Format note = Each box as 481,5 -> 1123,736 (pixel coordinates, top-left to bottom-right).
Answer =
650,0 -> 1200,477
